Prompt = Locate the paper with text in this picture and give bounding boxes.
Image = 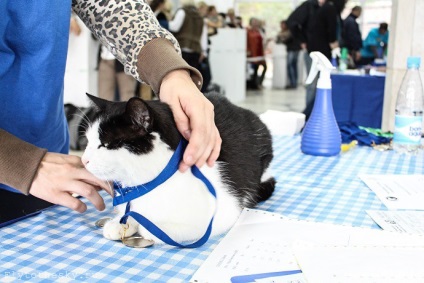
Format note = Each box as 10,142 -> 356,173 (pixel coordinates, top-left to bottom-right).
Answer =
359,174 -> 424,210
294,245 -> 424,283
367,210 -> 424,234
190,209 -> 424,283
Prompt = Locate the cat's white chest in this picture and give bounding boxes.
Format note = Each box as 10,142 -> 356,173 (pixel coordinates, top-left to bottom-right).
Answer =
117,164 -> 241,244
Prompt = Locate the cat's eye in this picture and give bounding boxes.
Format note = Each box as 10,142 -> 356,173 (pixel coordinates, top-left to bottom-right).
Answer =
98,143 -> 107,149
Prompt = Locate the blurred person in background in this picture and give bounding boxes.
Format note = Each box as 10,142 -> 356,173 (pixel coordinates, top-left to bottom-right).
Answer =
198,2 -> 220,37
342,6 -> 363,66
247,17 -> 267,90
197,1 -> 213,92
150,0 -> 169,30
358,22 -> 389,66
226,8 -> 239,28
98,45 -> 138,102
169,0 -> 208,89
236,16 -> 243,28
302,0 -> 347,121
206,5 -> 225,36
286,0 -> 324,73
276,20 -> 302,90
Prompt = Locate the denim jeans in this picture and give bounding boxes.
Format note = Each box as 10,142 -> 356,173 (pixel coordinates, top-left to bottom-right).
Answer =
287,50 -> 300,87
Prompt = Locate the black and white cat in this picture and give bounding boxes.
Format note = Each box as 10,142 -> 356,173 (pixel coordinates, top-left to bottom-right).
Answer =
82,93 -> 275,245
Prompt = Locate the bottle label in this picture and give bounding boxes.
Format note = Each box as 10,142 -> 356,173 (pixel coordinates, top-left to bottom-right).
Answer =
393,115 -> 423,144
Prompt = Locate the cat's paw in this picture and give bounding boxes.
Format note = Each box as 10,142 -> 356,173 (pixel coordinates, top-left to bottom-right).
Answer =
103,219 -> 137,240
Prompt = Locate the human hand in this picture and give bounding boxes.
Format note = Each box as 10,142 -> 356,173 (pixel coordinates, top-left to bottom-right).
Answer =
329,41 -> 339,50
354,51 -> 361,61
29,152 -> 111,213
70,17 -> 82,36
159,69 -> 222,172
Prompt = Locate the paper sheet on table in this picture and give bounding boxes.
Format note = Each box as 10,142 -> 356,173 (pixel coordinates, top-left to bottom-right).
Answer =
367,210 -> 424,234
294,245 -> 424,283
190,208 -> 424,283
359,174 -> 424,210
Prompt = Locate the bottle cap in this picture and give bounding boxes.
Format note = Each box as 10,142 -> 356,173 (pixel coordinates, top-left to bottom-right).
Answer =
407,56 -> 421,68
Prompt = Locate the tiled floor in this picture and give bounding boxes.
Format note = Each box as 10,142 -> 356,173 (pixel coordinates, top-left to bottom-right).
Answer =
236,78 -> 306,115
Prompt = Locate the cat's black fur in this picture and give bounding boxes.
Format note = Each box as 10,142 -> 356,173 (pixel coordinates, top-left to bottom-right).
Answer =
87,93 -> 275,207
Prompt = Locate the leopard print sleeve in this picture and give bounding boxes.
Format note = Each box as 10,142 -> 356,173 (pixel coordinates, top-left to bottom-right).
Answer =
71,0 -> 181,82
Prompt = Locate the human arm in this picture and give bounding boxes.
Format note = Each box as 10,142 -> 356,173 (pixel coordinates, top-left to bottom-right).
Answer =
0,130 -> 110,212
72,0 -> 221,170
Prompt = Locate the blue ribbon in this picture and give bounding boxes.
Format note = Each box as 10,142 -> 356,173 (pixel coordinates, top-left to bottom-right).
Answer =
112,139 -> 216,248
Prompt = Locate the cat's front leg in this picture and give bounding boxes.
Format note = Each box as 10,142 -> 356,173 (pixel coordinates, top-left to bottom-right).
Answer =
103,217 -> 138,240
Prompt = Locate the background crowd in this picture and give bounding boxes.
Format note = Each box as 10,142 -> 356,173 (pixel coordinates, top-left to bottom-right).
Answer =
70,0 -> 389,122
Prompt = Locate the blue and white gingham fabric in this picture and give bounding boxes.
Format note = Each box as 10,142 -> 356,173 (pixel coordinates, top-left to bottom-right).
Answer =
1,135 -> 423,282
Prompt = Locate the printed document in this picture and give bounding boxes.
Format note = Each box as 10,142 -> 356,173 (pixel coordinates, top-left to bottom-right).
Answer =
191,208 -> 424,283
359,174 -> 424,210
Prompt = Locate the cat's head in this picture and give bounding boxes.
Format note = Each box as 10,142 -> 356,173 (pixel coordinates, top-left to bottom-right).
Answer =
81,94 -> 178,186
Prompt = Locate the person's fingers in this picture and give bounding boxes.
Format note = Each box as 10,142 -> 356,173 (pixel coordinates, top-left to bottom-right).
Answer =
29,152 -> 110,212
69,180 -> 105,211
54,192 -> 88,213
195,125 -> 221,168
169,98 -> 192,140
207,128 -> 222,166
73,167 -> 111,194
158,69 -> 221,171
183,107 -> 210,168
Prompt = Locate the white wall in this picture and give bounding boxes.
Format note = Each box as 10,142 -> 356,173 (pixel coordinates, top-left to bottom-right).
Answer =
64,18 -> 99,108
209,28 -> 246,103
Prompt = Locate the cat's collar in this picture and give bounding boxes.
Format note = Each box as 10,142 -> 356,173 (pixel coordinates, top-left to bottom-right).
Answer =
112,138 -> 187,206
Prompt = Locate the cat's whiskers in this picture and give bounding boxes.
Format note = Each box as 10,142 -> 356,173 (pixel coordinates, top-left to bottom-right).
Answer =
73,108 -> 92,126
72,113 -> 92,137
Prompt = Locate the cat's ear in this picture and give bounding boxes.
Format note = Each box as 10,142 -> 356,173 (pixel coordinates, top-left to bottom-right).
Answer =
125,97 -> 152,132
86,93 -> 111,111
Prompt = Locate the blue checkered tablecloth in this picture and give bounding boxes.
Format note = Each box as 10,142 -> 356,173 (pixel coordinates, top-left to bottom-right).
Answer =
1,135 -> 423,282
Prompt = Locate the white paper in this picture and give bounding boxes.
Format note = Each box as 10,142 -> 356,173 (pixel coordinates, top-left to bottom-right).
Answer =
359,174 -> 424,210
367,210 -> 424,234
294,245 -> 424,283
254,273 -> 307,283
190,209 -> 424,283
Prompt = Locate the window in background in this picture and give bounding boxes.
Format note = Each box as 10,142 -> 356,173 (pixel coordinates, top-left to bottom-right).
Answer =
236,1 -> 293,41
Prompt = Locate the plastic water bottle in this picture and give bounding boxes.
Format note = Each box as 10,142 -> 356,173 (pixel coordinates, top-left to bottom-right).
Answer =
338,48 -> 348,72
393,56 -> 424,154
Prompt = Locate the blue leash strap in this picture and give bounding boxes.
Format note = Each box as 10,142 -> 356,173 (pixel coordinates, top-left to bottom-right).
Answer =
113,139 -> 186,206
115,139 -> 217,248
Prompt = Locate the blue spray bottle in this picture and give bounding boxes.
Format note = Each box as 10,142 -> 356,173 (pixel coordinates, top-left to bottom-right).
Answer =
301,52 -> 341,156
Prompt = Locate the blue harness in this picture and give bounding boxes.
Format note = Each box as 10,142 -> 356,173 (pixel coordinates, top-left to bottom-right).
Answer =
113,139 -> 216,248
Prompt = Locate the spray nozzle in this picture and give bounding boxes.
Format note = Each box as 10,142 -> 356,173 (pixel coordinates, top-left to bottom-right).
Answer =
305,51 -> 335,89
